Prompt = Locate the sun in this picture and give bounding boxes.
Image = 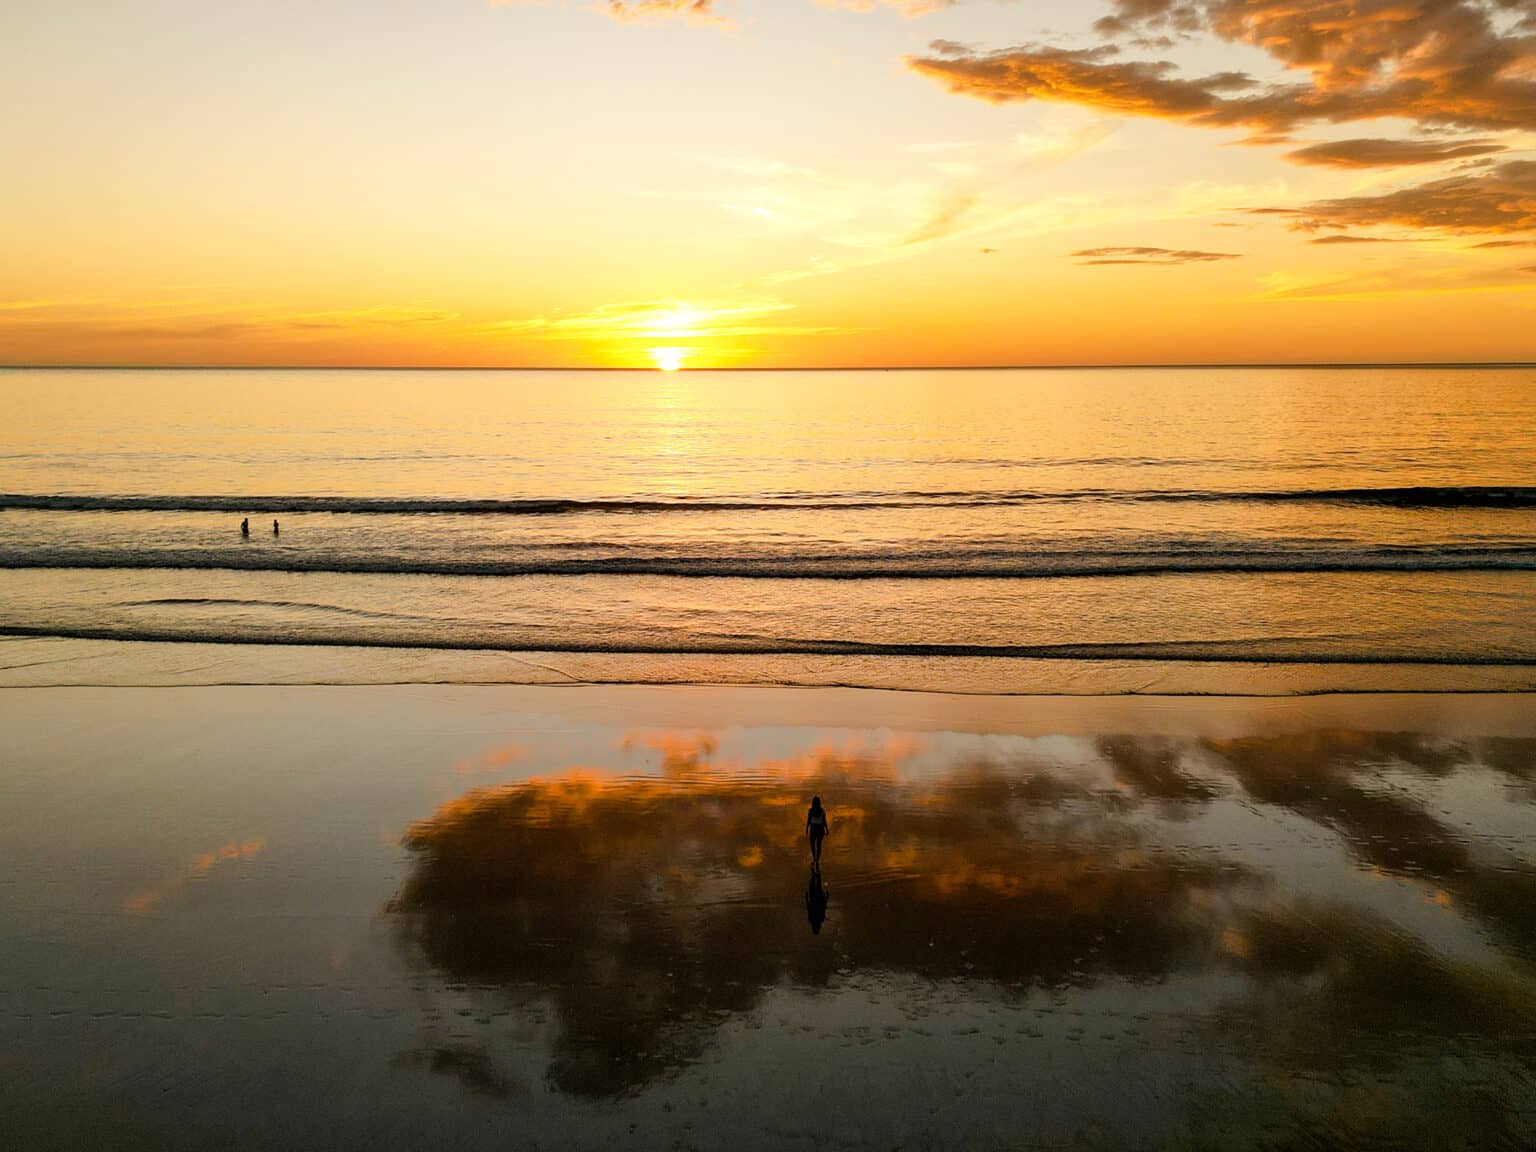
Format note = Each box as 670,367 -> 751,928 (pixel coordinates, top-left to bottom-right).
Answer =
649,347 -> 688,372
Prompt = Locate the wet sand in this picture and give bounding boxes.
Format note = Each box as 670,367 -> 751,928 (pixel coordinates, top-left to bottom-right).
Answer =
3,684 -> 1535,1150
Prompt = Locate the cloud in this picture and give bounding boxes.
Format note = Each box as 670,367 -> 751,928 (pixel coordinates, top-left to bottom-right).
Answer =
492,298 -> 857,340
1258,262 -> 1536,301
815,0 -> 955,14
0,300 -> 460,344
1276,159 -> 1536,235
908,44 -> 1264,123
1308,234 -> 1408,244
909,2 -> 1536,141
1286,138 -> 1510,168
500,0 -> 952,24
1072,245 -> 1241,264
902,190 -> 980,245
590,0 -> 724,24
692,122 -> 1124,268
1094,1 -> 1205,39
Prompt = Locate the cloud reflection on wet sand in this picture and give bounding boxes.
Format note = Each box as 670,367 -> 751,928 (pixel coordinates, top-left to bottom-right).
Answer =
391,725 -> 1536,1138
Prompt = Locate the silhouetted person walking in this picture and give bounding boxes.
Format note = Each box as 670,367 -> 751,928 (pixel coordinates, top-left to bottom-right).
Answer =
806,795 -> 830,866
240,517 -> 249,538
806,869 -> 828,935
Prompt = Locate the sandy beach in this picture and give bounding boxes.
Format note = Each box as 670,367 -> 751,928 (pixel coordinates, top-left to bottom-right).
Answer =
3,680 -> 1534,1150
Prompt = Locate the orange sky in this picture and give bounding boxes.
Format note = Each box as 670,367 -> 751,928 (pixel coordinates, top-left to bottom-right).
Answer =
4,0 -> 1535,368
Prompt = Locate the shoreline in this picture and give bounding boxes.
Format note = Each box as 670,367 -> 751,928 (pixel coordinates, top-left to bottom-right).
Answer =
5,636 -> 1535,695
6,681 -> 1536,735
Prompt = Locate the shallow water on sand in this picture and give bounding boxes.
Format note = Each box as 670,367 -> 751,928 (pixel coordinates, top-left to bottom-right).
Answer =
3,686 -> 1535,1150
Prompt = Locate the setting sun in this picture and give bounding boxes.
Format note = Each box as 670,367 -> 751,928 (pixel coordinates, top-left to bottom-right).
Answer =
649,347 -> 688,372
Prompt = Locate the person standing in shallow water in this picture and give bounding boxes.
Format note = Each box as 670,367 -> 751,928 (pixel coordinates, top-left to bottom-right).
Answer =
240,517 -> 249,538
273,519 -> 280,536
806,795 -> 830,867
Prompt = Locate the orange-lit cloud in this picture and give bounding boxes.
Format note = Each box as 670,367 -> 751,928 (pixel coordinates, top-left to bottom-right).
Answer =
1307,234 -> 1407,245
1072,245 -> 1241,264
1285,138 -> 1511,168
598,0 -> 725,24
507,0 -> 952,24
1272,160 -> 1536,235
910,1 -> 1536,139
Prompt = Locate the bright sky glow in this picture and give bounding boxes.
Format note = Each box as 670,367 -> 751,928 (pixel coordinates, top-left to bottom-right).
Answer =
3,0 -> 1535,367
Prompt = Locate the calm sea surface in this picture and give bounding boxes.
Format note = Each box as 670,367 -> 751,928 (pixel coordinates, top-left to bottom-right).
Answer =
3,366 -> 1535,679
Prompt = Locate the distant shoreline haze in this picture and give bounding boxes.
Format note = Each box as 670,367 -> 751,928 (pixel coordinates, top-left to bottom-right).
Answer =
4,361 -> 1536,372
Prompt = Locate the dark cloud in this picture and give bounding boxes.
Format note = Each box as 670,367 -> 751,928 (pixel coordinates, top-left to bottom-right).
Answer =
1072,245 -> 1241,264
1286,137 -> 1510,168
1279,159 -> 1536,235
1094,0 -> 1204,38
1309,234 -> 1408,244
909,2 -> 1536,143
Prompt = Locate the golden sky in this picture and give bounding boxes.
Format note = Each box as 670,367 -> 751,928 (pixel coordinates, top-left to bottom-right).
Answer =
4,0 -> 1536,368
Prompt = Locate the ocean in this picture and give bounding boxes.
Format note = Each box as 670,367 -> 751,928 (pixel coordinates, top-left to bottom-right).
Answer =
4,365 -> 1535,685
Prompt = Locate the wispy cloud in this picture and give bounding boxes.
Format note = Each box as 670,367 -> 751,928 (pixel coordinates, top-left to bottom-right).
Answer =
1258,262 -> 1536,302
1285,138 -> 1510,169
1072,245 -> 1241,265
491,1 -> 728,27
1308,234 -> 1408,245
0,300 -> 460,344
495,0 -> 953,26
490,298 -> 860,340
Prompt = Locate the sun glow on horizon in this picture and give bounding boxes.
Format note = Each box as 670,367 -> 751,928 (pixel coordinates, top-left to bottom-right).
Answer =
5,1 -> 1536,368
649,346 -> 688,372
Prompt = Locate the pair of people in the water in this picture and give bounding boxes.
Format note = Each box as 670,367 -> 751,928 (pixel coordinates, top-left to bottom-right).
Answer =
239,518 -> 279,537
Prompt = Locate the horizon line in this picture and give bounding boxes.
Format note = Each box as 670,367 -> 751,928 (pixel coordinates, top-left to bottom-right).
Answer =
4,360 -> 1536,373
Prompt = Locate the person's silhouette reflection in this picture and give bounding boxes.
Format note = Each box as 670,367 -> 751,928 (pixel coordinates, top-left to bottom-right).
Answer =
805,868 -> 828,935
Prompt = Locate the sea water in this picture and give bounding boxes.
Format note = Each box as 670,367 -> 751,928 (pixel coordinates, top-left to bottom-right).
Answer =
3,365 -> 1534,682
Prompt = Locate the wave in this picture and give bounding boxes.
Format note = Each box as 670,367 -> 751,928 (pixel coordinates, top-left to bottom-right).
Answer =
114,596 -> 423,622
3,622 -> 1533,664
3,486 -> 1535,515
3,545 -> 1535,578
